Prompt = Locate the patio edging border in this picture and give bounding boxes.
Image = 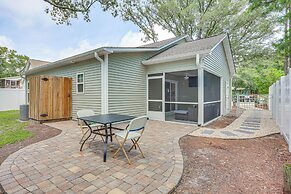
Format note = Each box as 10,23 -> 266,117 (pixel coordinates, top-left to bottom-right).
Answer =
0,127 -> 67,194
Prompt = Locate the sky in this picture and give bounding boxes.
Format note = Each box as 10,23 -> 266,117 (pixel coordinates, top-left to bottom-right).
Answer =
0,0 -> 173,62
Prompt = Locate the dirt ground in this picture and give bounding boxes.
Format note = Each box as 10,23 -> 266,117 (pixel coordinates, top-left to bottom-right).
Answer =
205,107 -> 244,129
174,134 -> 291,194
0,123 -> 61,194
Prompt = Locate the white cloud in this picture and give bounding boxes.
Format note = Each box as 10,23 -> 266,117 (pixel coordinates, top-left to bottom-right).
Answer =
119,31 -> 144,47
155,25 -> 174,40
57,40 -> 109,60
0,0 -> 53,27
0,35 -> 14,48
119,25 -> 174,47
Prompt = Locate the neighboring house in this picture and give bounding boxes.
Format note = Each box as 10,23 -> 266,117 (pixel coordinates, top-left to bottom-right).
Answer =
0,59 -> 50,89
0,76 -> 23,89
0,59 -> 49,111
24,34 -> 235,126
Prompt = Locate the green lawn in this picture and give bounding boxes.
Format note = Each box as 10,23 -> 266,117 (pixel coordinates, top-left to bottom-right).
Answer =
0,110 -> 32,148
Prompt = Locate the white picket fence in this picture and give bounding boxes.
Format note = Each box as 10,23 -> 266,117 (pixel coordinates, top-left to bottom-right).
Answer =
269,71 -> 291,151
0,88 -> 25,111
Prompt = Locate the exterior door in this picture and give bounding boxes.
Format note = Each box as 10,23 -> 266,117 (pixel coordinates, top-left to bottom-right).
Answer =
147,76 -> 164,120
165,80 -> 177,112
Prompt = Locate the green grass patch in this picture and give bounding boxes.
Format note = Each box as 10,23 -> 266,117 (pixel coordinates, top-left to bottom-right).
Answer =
0,110 -> 32,148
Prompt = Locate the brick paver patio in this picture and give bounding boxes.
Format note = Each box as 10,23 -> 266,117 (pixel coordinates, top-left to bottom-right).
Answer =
0,120 -> 195,194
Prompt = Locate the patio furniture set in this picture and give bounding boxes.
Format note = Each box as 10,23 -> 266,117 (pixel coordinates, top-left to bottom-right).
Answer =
77,109 -> 148,164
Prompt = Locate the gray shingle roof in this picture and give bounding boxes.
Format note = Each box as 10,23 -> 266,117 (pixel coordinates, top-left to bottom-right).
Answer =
144,34 -> 227,63
29,59 -> 50,69
138,35 -> 188,48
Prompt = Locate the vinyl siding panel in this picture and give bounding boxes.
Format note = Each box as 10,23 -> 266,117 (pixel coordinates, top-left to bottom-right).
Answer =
202,43 -> 231,114
28,59 -> 101,119
108,52 -> 153,116
146,58 -> 197,74
202,43 -> 230,80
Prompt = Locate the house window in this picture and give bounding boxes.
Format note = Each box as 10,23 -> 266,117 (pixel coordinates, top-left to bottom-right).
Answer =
11,81 -> 16,88
76,73 -> 84,93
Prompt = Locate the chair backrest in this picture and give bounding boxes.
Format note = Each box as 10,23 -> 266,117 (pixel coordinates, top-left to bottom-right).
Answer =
77,109 -> 95,118
127,116 -> 148,133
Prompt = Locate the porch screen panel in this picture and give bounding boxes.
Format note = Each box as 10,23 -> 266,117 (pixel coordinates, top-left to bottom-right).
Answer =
148,78 -> 162,112
149,79 -> 162,100
204,71 -> 220,102
203,71 -> 221,123
204,102 -> 221,123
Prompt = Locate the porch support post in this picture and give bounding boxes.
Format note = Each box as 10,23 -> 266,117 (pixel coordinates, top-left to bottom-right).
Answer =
197,54 -> 204,126
220,77 -> 224,116
95,52 -> 109,114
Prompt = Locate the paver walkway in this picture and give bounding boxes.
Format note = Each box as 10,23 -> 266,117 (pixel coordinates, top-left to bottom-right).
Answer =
0,120 -> 195,194
189,109 -> 280,139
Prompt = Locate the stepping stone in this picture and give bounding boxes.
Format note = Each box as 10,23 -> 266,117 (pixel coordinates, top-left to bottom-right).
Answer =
220,131 -> 238,137
240,127 -> 259,131
201,129 -> 215,135
234,129 -> 255,134
244,120 -> 260,123
241,124 -> 260,128
241,123 -> 260,126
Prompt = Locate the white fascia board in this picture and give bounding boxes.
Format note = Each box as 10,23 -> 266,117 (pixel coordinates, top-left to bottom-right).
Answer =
210,34 -> 227,53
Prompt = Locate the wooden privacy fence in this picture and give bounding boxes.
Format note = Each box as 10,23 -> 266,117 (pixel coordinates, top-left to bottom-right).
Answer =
29,75 -> 72,121
269,71 -> 291,152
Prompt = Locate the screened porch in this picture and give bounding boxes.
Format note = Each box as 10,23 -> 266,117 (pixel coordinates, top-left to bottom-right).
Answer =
147,69 -> 222,125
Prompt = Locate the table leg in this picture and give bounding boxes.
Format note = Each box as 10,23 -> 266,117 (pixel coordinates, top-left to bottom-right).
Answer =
110,123 -> 113,142
80,121 -> 92,151
104,124 -> 108,162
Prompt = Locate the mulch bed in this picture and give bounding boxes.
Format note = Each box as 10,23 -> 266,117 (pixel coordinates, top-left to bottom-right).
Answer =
0,123 -> 61,194
205,107 -> 244,129
174,134 -> 291,194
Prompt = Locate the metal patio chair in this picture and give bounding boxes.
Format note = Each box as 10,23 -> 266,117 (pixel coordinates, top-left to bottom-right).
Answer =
113,116 -> 148,164
77,109 -> 104,144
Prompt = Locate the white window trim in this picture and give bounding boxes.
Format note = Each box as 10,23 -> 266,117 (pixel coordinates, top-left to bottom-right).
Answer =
76,73 -> 85,94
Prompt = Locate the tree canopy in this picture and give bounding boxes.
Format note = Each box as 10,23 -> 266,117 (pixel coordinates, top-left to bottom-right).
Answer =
0,47 -> 29,78
43,0 -> 288,94
44,0 -> 279,66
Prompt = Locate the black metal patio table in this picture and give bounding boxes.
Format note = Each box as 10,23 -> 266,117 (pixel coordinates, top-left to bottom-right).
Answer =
78,114 -> 135,162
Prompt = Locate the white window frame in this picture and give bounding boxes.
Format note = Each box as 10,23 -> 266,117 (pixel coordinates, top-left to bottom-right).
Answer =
76,73 -> 85,94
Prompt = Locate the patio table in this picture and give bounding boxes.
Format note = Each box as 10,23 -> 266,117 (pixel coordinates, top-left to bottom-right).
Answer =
78,113 -> 135,162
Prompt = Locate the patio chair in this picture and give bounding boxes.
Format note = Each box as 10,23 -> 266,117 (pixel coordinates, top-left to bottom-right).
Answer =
113,116 -> 148,164
77,109 -> 104,144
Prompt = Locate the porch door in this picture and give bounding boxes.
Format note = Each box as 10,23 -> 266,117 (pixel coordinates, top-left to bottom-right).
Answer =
165,81 -> 177,112
147,76 -> 164,120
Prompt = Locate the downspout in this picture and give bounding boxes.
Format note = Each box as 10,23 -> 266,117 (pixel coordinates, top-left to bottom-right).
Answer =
94,52 -> 108,114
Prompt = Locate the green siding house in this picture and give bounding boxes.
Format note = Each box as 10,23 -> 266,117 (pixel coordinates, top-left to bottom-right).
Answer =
25,34 -> 235,126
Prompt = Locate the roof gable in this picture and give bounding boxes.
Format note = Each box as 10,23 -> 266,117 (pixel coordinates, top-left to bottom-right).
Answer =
142,33 -> 235,76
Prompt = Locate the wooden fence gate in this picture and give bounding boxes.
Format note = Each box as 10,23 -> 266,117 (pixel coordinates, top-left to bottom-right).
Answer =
29,75 -> 72,121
